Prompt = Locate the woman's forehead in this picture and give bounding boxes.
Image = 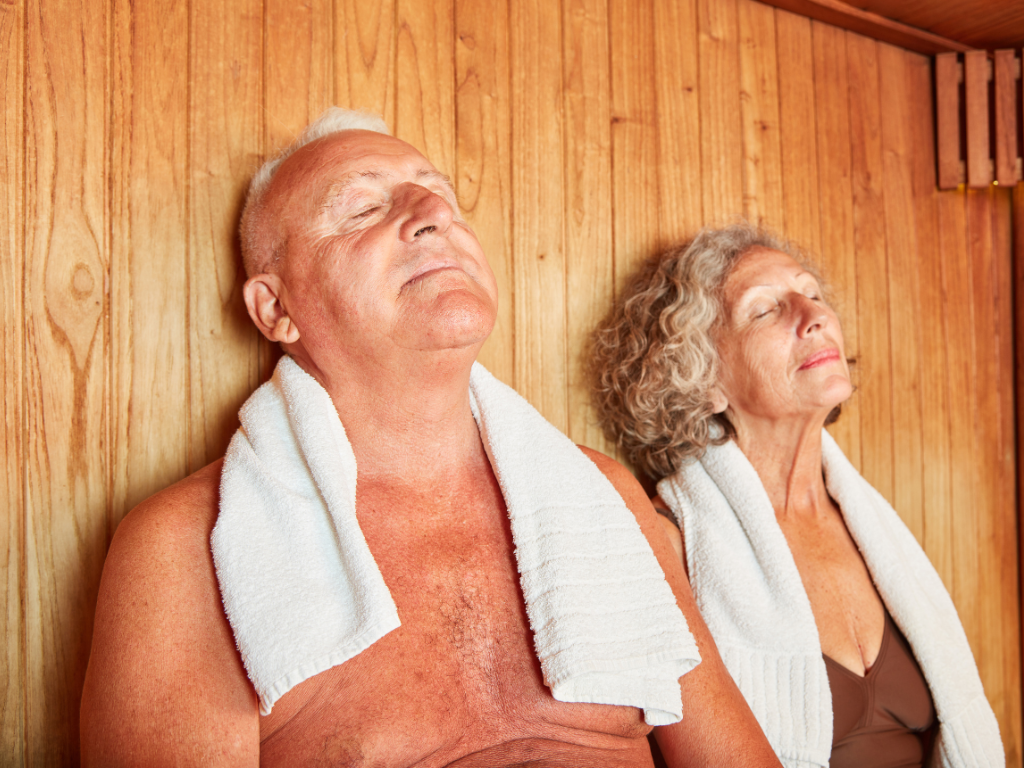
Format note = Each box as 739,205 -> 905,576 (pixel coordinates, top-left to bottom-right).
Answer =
726,248 -> 809,293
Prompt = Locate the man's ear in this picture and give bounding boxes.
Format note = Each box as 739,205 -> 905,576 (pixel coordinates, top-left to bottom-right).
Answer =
243,273 -> 301,344
708,384 -> 728,415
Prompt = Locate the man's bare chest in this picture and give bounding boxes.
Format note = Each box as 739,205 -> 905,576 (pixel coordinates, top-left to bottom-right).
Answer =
257,491 -> 649,766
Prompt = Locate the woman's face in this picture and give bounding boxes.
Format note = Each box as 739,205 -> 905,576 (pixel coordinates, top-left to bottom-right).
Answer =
712,247 -> 852,432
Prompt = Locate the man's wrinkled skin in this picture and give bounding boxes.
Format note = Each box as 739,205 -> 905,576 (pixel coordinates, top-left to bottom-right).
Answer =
80,131 -> 782,767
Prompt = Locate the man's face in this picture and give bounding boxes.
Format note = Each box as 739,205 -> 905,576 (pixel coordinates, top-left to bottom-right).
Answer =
266,130 -> 498,363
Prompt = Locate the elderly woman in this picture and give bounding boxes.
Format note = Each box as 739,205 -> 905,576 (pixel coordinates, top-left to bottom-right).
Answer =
590,224 -> 1002,768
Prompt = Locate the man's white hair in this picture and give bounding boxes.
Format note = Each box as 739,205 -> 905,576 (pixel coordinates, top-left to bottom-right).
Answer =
240,107 -> 390,276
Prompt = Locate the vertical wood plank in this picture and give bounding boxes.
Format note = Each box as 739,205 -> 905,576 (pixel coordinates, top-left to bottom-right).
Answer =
775,9 -> 821,254
610,0 -> 659,287
563,0 -> 613,450
811,20 -> 859,466
511,0 -> 567,429
395,0 -> 455,174
1015,184 -> 1024,765
189,0 -> 264,470
878,42 -> 924,540
335,0 -> 396,123
455,0 -> 513,385
935,52 -> 962,190
965,50 -> 992,188
737,0 -> 785,231
994,50 -> 1019,187
846,32 -> 894,503
653,0 -> 703,245
697,0 -> 743,224
906,51 -> 953,587
0,0 -> 26,761
265,0 -> 333,151
25,0 -> 110,760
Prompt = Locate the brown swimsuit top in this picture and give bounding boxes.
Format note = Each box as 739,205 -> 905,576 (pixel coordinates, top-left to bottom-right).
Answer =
825,611 -> 938,768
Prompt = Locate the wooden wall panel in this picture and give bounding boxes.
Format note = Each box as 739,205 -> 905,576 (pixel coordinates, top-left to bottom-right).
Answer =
24,0 -> 110,760
0,0 -> 25,761
455,0 -> 513,385
510,0 -> 567,430
189,0 -> 264,470
776,9 -> 822,254
847,32 -> 894,503
812,20 -> 860,465
653,0 -> 703,246
698,0 -> 743,223
564,0 -> 613,450
5,0 -> 1023,762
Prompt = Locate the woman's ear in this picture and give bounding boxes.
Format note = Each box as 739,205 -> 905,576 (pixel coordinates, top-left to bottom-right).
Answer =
243,274 -> 301,344
708,384 -> 728,414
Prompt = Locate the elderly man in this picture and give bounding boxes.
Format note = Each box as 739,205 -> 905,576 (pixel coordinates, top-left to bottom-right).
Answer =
81,109 -> 779,767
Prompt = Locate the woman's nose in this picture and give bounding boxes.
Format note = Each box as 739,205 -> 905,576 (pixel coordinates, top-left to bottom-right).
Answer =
397,184 -> 454,242
795,295 -> 828,337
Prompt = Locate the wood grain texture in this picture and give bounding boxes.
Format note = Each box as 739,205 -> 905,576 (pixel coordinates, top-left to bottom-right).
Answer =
1016,184 -> 1024,758
846,32 -> 894,503
563,0 -> 613,451
455,0 -> 513,385
25,0 -> 110,760
395,0 -> 454,174
964,50 -> 992,189
811,20 -> 859,466
0,0 -> 25,761
335,0 -> 396,122
738,0 -> 785,230
934,53 -> 962,190
697,0 -> 743,224
510,0 -> 568,430
653,0 -> 703,246
993,50 -> 1019,187
610,0 -> 659,287
775,9 -> 821,254
878,43 -> 924,541
189,0 -> 264,471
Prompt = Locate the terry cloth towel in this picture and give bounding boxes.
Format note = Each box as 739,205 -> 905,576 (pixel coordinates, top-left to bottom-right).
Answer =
213,355 -> 699,723
657,430 -> 1003,768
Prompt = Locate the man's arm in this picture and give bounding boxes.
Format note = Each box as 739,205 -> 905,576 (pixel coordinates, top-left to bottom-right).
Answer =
80,460 -> 260,767
579,447 -> 781,768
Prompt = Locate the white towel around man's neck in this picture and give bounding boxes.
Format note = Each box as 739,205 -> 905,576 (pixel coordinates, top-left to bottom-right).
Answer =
656,431 -> 1003,768
212,355 -> 699,723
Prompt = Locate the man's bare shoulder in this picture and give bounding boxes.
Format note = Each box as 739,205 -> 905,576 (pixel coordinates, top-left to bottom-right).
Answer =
81,459 -> 259,767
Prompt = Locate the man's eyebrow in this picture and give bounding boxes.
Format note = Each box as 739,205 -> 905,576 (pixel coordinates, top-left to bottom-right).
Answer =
315,171 -> 386,211
416,168 -> 455,191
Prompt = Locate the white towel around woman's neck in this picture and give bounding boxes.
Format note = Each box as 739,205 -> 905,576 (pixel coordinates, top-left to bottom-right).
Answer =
212,355 -> 699,723
657,431 -> 1003,768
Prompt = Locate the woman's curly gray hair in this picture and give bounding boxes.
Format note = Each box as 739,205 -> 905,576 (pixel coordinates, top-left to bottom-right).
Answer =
589,223 -> 833,481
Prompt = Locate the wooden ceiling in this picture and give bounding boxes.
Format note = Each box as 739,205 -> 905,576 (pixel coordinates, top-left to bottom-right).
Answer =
848,0 -> 1024,50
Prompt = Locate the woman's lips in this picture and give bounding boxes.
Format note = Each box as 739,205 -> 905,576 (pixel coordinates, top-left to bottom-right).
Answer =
799,348 -> 841,370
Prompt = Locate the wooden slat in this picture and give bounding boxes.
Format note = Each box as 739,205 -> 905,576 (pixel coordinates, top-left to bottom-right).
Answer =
395,0 -> 455,174
878,42 -> 924,540
25,0 -> 111,759
990,188 -> 1023,762
737,0 -> 785,230
964,50 -> 992,189
653,0 -> 703,245
752,0 -> 970,55
994,50 -> 1019,187
188,0 -> 264,470
610,0 -> 659,287
1016,184 -> 1024,751
454,0 -> 513,386
265,0 -> 333,152
907,50 -> 953,587
935,53 -> 963,190
846,32 -> 894,503
776,9 -> 821,254
510,0 -> 567,430
698,0 -> 743,224
811,20 -> 859,467
0,0 -> 25,761
564,0 -> 613,451
335,0 -> 396,123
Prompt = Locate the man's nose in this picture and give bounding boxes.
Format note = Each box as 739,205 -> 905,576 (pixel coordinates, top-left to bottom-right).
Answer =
397,184 -> 454,242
